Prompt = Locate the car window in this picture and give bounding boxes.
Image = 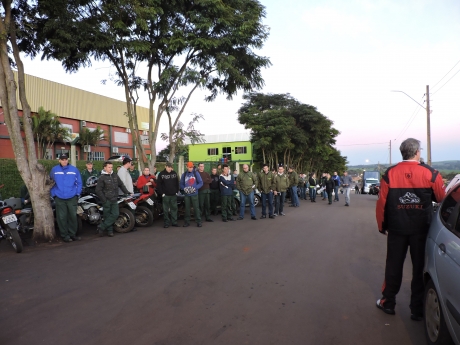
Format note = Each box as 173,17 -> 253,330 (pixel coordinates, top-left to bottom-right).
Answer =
440,184 -> 460,231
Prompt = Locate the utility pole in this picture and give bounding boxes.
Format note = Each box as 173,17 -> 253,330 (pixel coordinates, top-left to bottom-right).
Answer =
389,140 -> 392,165
426,85 -> 432,166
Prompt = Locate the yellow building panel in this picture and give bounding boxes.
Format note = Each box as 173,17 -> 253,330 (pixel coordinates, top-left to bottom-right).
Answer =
7,72 -> 151,129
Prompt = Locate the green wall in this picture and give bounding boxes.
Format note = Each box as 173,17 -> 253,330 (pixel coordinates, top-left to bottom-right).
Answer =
188,141 -> 252,163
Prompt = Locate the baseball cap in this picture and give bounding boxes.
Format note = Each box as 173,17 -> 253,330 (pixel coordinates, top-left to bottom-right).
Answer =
59,153 -> 69,160
186,161 -> 194,168
86,160 -> 93,164
165,162 -> 173,167
122,157 -> 132,165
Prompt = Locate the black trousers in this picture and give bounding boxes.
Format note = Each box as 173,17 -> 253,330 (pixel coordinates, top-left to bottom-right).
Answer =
381,232 -> 427,314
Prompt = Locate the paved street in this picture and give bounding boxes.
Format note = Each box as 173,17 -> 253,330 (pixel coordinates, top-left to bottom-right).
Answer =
0,193 -> 426,345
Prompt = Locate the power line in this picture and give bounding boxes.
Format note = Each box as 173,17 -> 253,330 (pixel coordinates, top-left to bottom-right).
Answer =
432,58 -> 460,88
394,96 -> 425,141
336,142 -> 388,147
432,69 -> 460,95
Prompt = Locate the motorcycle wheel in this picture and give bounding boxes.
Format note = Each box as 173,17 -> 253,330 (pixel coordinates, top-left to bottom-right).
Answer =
8,228 -> 23,253
135,206 -> 154,227
254,194 -> 261,207
114,208 -> 135,233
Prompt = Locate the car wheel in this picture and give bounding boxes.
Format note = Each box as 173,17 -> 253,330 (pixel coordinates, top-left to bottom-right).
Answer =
424,279 -> 454,345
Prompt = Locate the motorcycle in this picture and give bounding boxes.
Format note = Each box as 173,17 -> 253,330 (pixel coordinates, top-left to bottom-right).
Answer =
0,199 -> 23,253
132,189 -> 155,227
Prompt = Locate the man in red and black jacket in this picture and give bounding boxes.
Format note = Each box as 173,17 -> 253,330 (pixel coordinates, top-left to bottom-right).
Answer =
375,138 -> 445,321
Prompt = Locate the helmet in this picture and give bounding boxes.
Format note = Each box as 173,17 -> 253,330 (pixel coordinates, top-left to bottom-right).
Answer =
86,176 -> 98,188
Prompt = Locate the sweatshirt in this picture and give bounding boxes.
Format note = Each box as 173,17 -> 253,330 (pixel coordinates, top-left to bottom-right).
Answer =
118,166 -> 134,193
157,169 -> 179,196
180,169 -> 203,196
198,170 -> 212,192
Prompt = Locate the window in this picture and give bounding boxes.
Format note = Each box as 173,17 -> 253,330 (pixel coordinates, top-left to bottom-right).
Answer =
88,152 -> 105,161
223,147 -> 231,155
114,132 -> 129,143
61,124 -> 73,133
440,185 -> 460,231
235,146 -> 247,154
140,135 -> 149,145
207,148 -> 218,155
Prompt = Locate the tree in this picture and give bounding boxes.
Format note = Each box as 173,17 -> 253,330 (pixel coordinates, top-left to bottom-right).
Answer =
34,0 -> 270,170
78,126 -> 106,161
238,93 -> 347,174
160,113 -> 204,163
0,1 -> 56,241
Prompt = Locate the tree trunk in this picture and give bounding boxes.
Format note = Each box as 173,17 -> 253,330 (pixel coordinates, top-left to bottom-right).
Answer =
0,9 -> 55,241
262,148 -> 266,164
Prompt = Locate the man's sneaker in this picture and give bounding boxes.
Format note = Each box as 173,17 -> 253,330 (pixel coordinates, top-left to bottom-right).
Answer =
107,233 -> 114,237
228,218 -> 236,221
273,213 -> 278,217
260,215 -> 266,219
164,224 -> 170,228
237,217 -> 244,220
345,203 -> 349,207
63,238 -> 73,243
197,223 -> 202,227
251,216 -> 257,220
222,219 -> 228,222
376,299 -> 395,315
280,212 -> 286,216
171,224 -> 179,227
183,223 -> 190,227
70,236 -> 81,241
206,219 -> 214,222
269,215 -> 275,219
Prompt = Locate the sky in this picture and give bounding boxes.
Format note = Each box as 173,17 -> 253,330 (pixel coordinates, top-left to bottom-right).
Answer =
20,0 -> 460,165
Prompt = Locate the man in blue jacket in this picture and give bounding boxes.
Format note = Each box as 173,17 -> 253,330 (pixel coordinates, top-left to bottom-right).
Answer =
180,162 -> 204,227
50,153 -> 83,242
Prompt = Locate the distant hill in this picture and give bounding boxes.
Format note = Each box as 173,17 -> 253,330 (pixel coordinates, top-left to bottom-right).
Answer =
348,160 -> 460,172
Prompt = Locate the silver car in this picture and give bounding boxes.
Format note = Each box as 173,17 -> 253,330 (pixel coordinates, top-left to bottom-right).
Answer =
424,181 -> 460,345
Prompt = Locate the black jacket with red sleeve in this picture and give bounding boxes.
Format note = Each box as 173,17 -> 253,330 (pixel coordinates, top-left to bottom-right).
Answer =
376,161 -> 445,235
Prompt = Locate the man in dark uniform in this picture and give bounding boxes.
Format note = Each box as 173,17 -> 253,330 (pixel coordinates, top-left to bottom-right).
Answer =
210,167 -> 220,215
375,138 -> 445,321
197,163 -> 213,222
81,161 -> 99,193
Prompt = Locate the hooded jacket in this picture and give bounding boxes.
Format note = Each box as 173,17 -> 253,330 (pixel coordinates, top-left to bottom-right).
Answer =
96,170 -> 130,203
180,169 -> 203,196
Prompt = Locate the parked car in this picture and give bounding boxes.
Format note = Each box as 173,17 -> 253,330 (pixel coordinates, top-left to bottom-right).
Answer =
107,154 -> 132,163
424,180 -> 460,345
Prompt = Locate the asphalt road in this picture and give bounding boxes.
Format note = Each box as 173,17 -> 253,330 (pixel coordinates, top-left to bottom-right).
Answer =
0,193 -> 426,345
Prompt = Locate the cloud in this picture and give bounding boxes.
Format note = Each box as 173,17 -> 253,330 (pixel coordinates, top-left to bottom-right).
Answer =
302,6 -> 372,36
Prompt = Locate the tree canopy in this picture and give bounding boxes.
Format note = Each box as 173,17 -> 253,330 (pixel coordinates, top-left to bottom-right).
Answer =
238,93 -> 347,173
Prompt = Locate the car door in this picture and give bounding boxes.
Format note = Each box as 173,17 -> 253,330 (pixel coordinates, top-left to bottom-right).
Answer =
434,184 -> 460,342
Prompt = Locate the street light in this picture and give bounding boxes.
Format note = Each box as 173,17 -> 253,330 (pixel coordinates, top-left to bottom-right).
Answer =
391,88 -> 431,165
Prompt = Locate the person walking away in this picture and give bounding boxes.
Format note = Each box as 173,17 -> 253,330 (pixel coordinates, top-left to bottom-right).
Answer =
136,167 -> 156,195
288,167 -> 299,207
197,163 -> 213,222
273,165 -> 289,216
375,137 -> 445,321
309,173 -> 317,202
81,161 -> 99,194
324,173 -> 335,205
118,157 -> 134,194
95,161 -> 131,237
332,172 -> 341,202
129,161 -> 140,192
180,162 -> 204,227
355,184 -> 360,194
258,164 -> 275,219
341,171 -> 353,206
236,164 -> 258,220
50,153 -> 83,242
210,168 -> 221,215
157,163 -> 180,228
219,164 -> 236,222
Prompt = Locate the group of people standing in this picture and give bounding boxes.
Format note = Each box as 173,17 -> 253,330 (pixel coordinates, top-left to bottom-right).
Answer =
304,171 -> 353,206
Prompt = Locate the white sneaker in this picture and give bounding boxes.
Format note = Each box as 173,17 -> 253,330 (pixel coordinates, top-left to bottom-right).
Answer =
280,212 -> 286,216
273,213 -> 278,217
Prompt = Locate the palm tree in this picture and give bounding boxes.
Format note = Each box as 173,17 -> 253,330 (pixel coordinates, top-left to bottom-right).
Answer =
79,126 -> 106,160
30,107 -> 70,159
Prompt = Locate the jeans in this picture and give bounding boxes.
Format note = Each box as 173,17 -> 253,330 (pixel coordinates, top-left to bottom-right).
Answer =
344,187 -> 351,205
300,186 -> 307,200
274,192 -> 286,214
290,186 -> 299,206
239,190 -> 256,218
334,186 -> 339,201
309,188 -> 316,201
323,190 -> 328,199
261,192 -> 274,216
